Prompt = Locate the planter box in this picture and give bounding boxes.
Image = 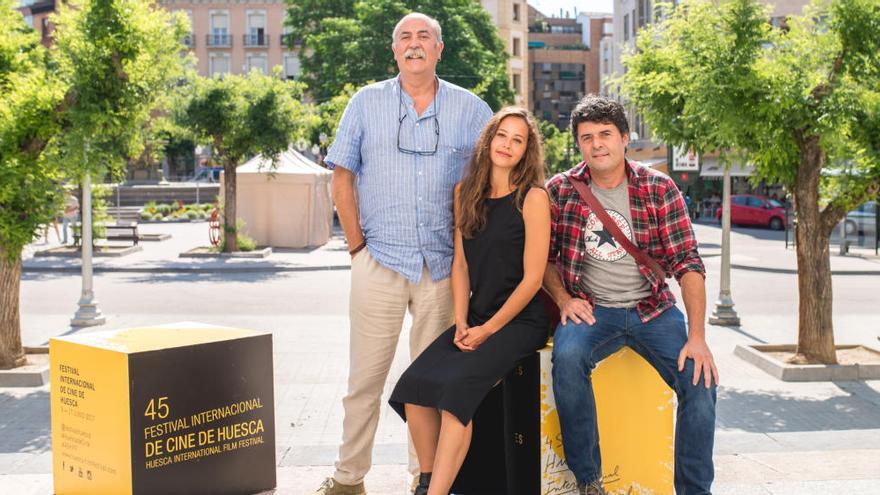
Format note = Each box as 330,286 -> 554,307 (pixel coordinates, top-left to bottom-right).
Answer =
50,322 -> 275,495
734,344 -> 880,381
0,351 -> 49,387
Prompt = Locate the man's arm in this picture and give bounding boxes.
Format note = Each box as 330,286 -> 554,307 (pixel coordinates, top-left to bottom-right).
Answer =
543,261 -> 596,326
331,167 -> 364,255
677,271 -> 719,387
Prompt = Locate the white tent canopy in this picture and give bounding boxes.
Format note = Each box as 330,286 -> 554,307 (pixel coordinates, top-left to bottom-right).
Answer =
225,147 -> 333,248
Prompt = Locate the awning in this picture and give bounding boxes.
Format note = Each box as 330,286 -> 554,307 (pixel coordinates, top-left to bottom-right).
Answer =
699,157 -> 754,177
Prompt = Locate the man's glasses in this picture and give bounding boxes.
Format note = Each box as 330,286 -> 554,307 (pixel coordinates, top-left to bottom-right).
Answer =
397,83 -> 439,156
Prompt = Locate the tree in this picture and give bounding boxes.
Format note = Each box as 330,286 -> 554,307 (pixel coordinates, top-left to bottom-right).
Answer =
307,83 -> 357,157
285,0 -> 515,110
0,0 -> 65,369
622,0 -> 880,363
176,69 -> 310,252
538,119 -> 576,176
0,0 -> 188,369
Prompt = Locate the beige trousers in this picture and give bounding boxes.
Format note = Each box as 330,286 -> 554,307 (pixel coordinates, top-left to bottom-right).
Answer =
333,250 -> 453,485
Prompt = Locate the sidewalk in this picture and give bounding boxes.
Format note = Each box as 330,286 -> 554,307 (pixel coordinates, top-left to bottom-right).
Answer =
21,221 -> 352,274
6,221 -> 880,494
22,221 -> 880,275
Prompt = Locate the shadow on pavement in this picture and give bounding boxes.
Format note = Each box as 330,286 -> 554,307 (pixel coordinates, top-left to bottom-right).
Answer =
695,220 -> 787,242
0,390 -> 51,454
717,385 -> 880,433
115,271 -> 288,284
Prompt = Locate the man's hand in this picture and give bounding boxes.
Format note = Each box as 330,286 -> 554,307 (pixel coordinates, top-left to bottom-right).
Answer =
459,325 -> 493,351
677,337 -> 719,388
559,297 -> 596,326
453,323 -> 472,352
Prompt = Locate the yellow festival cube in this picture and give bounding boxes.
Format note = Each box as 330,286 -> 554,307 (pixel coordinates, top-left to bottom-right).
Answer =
50,322 -> 275,495
539,345 -> 675,495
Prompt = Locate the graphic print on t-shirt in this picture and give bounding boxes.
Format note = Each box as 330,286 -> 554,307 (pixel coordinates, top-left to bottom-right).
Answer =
583,210 -> 633,262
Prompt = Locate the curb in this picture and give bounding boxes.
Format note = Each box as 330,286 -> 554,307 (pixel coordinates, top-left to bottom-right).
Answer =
22,264 -> 352,274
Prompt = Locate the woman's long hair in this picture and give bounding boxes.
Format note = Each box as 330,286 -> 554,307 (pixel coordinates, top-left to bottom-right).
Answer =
457,107 -> 545,238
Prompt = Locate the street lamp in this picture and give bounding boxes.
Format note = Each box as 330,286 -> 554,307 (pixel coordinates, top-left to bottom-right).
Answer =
708,164 -> 740,326
71,154 -> 106,327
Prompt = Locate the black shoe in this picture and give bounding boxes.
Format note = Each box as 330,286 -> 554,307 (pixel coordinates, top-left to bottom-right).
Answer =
414,472 -> 431,495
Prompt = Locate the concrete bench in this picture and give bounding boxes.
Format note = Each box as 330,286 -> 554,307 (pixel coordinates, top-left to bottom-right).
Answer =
73,222 -> 139,246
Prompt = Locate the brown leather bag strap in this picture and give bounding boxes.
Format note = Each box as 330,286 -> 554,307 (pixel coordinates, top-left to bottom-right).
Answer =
567,175 -> 666,280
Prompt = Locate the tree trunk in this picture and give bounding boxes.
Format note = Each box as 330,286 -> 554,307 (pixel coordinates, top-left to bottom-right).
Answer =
793,135 -> 837,364
0,248 -> 26,370
223,162 -> 238,252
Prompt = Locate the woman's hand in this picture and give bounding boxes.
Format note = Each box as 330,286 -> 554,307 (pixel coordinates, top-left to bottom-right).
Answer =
459,325 -> 493,351
453,323 -> 472,352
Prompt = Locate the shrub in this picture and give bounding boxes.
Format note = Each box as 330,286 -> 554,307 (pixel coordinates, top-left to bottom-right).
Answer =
152,213 -> 163,221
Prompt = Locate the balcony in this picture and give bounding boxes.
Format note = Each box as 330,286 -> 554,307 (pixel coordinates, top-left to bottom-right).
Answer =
206,34 -> 232,48
280,33 -> 303,49
243,34 -> 269,48
182,33 -> 194,48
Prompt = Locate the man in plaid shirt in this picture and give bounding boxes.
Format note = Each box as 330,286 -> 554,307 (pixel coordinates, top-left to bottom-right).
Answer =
543,96 -> 718,495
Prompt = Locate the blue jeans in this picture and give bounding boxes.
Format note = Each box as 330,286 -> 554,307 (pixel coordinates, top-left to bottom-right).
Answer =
551,305 -> 716,494
61,217 -> 73,244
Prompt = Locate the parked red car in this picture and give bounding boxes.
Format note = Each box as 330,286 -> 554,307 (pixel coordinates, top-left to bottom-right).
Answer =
715,194 -> 786,230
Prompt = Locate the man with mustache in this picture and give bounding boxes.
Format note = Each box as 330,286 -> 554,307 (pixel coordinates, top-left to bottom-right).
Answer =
543,95 -> 718,495
313,12 -> 492,495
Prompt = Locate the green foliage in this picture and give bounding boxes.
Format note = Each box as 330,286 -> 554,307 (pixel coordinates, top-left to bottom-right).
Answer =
176,70 -> 308,250
216,220 -> 257,252
285,0 -> 515,110
176,70 -> 309,169
0,0 -> 66,262
538,120 -> 577,176
309,84 -> 357,155
51,0 -> 189,178
622,0 -> 880,209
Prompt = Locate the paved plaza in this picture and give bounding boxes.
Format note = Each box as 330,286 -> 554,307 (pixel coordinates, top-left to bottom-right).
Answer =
2,221 -> 879,494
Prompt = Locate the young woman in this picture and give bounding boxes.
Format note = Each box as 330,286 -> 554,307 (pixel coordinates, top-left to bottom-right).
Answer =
389,107 -> 551,495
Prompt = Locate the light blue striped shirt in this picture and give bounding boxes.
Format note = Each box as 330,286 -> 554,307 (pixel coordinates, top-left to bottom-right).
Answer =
326,76 -> 492,283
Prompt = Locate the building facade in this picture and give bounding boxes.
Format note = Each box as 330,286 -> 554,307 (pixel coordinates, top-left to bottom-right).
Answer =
480,0 -> 529,107
158,0 -> 300,80
528,6 -> 612,129
18,0 -> 56,46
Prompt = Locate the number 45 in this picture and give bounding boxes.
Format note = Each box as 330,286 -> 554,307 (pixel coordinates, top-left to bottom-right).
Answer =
144,397 -> 170,420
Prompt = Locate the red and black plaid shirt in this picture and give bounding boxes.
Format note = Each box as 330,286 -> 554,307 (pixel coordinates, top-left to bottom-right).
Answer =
547,160 -> 705,322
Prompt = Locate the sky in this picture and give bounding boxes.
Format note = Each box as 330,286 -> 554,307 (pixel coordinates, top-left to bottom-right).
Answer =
529,0 -> 614,16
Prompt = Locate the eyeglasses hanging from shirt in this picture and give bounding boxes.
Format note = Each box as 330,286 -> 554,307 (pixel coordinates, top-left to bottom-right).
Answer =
397,78 -> 440,156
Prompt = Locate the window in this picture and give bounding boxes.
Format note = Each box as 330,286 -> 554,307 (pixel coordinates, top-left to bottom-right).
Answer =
284,54 -> 301,80
512,37 -> 521,57
209,53 -> 230,78
182,10 -> 193,47
40,17 -> 50,41
632,9 -> 637,38
747,197 -> 767,208
732,196 -> 748,206
513,3 -> 521,22
247,54 -> 268,74
247,10 -> 267,46
210,11 -> 229,46
512,73 -> 521,92
639,0 -> 650,27
623,14 -> 630,41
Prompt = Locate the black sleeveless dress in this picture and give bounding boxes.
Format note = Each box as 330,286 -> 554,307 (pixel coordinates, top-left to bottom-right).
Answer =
389,191 -> 549,425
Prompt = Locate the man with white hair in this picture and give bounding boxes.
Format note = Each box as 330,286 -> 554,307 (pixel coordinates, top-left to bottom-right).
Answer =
313,12 -> 492,495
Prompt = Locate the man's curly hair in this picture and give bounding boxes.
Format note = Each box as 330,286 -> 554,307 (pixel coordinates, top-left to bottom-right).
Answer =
569,95 -> 630,142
